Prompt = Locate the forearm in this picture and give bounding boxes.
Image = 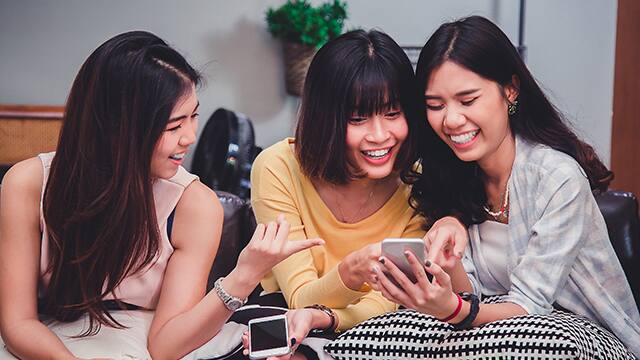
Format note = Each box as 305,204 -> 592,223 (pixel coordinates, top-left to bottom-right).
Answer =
444,301 -> 527,327
446,261 -> 472,293
279,264 -> 366,309
148,267 -> 259,360
2,319 -> 75,360
332,292 -> 397,331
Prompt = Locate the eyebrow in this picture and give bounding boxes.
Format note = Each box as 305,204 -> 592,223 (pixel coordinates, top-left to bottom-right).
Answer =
424,89 -> 480,100
168,101 -> 200,122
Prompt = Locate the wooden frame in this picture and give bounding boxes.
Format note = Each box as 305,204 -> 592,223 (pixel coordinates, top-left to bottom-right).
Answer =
0,104 -> 64,165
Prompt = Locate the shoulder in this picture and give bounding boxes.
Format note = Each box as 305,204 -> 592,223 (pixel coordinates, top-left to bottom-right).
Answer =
514,137 -> 588,187
251,138 -> 303,191
1,157 -> 43,199
252,138 -> 298,175
169,180 -> 223,251
176,180 -> 223,224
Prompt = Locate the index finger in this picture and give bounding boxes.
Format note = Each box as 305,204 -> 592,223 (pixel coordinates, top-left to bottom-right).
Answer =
284,238 -> 325,257
427,228 -> 450,263
451,229 -> 468,259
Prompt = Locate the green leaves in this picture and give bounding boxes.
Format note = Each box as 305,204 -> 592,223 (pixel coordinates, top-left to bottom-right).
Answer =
266,0 -> 348,48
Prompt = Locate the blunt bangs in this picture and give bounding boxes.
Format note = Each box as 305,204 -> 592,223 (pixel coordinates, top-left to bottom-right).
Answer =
347,59 -> 402,118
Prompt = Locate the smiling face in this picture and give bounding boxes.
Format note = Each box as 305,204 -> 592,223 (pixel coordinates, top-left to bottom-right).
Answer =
424,61 -> 518,167
150,85 -> 199,179
345,105 -> 409,180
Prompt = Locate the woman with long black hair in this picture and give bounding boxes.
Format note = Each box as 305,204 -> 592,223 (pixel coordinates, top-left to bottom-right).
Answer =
0,31 -> 320,359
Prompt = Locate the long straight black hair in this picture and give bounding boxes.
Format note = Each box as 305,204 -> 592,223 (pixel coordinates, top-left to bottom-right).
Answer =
42,31 -> 200,335
405,16 -> 612,228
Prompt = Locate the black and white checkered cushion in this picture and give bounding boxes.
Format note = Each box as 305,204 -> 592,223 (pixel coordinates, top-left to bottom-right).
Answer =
324,296 -> 635,359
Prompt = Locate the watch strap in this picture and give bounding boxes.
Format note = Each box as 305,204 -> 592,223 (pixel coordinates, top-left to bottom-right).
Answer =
305,304 -> 338,334
452,292 -> 480,330
214,277 -> 247,311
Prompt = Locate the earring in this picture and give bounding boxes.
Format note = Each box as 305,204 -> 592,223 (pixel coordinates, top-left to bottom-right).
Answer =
508,100 -> 518,116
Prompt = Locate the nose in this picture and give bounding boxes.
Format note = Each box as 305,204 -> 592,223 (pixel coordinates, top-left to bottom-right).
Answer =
365,116 -> 390,143
443,107 -> 466,129
179,118 -> 197,146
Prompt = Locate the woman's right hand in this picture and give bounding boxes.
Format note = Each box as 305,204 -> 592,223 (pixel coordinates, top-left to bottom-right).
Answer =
338,243 -> 382,291
235,214 -> 324,284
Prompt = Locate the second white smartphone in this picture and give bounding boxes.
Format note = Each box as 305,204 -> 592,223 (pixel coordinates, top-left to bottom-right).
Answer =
248,314 -> 290,359
381,238 -> 430,283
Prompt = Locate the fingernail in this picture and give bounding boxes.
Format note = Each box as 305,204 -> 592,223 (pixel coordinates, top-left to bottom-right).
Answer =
378,256 -> 385,264
291,338 -> 297,346
371,265 -> 380,273
373,274 -> 379,282
425,260 -> 432,267
456,251 -> 463,258
404,251 -> 410,258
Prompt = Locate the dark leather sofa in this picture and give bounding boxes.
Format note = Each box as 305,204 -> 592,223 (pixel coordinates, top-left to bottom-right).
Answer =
212,190 -> 640,311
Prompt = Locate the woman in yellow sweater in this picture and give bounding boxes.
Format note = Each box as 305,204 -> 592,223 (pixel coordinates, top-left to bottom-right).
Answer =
247,29 -> 437,357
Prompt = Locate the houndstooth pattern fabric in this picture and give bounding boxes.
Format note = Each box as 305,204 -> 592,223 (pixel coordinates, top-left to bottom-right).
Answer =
324,296 -> 636,360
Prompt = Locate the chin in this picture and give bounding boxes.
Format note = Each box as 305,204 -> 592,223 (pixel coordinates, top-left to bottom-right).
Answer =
364,167 -> 395,180
153,168 -> 179,180
452,149 -> 482,163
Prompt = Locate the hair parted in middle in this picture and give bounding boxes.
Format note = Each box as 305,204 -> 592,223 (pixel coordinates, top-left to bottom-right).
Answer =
295,29 -> 421,184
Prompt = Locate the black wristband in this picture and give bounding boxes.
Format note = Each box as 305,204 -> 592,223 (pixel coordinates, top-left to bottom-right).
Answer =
452,292 -> 480,330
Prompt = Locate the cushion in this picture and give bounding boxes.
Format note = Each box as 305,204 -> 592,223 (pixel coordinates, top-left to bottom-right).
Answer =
324,297 -> 634,359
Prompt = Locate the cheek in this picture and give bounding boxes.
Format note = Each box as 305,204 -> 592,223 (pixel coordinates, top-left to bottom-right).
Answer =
345,126 -> 362,151
426,111 -> 442,132
153,136 -> 166,155
395,118 -> 409,142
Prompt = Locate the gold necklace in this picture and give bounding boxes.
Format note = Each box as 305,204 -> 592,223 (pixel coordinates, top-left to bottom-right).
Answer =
332,184 -> 375,223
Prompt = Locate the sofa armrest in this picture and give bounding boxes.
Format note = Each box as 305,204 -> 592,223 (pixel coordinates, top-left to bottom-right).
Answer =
594,189 -> 640,309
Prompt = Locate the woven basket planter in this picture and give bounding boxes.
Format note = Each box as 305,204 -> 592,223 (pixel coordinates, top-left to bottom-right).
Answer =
282,41 -> 317,96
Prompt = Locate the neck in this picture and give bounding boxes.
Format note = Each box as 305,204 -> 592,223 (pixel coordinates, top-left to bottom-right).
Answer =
477,132 -> 516,186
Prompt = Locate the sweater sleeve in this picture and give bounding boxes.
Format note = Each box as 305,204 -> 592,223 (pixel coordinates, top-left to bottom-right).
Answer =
250,146 -> 370,310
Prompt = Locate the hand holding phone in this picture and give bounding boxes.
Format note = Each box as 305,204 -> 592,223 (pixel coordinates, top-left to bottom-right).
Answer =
248,314 -> 290,359
381,238 -> 432,283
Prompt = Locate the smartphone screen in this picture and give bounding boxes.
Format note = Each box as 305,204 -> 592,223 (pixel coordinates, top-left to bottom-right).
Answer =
250,318 -> 288,352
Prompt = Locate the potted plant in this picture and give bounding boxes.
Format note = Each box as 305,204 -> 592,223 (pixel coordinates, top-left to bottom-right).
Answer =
266,0 -> 347,96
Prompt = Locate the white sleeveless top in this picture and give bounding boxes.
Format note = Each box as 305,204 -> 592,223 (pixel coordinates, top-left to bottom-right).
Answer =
37,152 -> 198,309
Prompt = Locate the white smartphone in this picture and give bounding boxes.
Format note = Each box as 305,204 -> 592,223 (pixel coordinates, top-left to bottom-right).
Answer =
248,314 -> 290,359
381,238 -> 431,283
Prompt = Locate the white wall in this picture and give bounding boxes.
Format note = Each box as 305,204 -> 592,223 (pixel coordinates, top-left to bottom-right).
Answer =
0,0 -> 617,168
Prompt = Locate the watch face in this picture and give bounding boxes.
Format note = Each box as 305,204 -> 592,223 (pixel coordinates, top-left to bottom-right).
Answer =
227,299 -> 243,311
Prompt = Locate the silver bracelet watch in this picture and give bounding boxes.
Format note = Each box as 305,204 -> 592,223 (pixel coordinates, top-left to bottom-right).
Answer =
214,277 -> 247,311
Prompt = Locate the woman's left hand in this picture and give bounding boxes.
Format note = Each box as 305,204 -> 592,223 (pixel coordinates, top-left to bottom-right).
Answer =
242,308 -> 315,360
371,250 -> 459,319
425,216 -> 468,270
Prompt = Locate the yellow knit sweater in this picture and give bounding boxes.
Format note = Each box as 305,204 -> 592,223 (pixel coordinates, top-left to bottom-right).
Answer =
250,138 -> 425,330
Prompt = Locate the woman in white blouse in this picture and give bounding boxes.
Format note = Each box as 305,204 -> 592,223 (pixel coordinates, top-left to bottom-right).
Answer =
371,16 -> 639,357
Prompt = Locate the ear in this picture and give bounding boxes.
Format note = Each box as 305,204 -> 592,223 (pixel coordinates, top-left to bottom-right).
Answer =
505,74 -> 520,103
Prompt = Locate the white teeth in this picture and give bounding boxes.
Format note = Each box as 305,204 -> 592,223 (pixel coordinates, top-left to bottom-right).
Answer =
169,153 -> 185,160
450,130 -> 478,144
363,148 -> 390,158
